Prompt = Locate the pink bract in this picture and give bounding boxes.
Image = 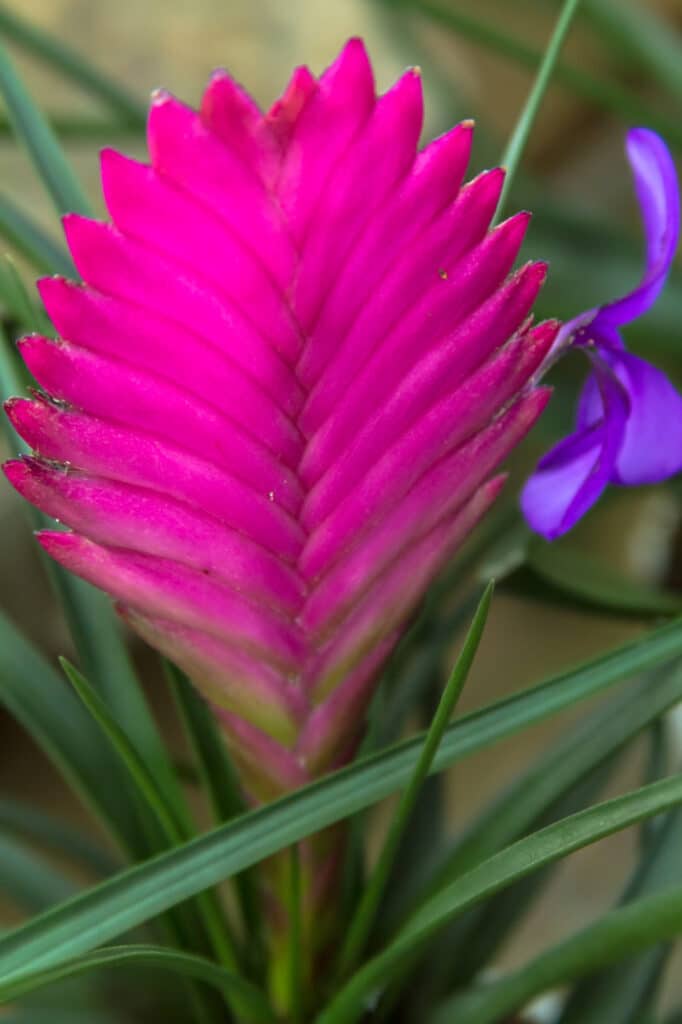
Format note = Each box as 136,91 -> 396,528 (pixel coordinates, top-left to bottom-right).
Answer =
4,39 -> 555,797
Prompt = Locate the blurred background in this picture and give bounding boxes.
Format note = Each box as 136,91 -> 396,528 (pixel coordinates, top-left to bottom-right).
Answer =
1,0 -> 682,1018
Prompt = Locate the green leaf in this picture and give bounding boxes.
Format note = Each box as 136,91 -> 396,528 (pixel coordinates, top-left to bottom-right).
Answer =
0,256 -> 50,332
0,832 -> 77,913
0,799 -> 117,877
0,38 -> 90,216
523,541 -> 682,618
61,659 -> 240,977
496,0 -> 582,216
318,775 -> 682,1024
167,663 -> 263,962
0,620 -> 680,984
579,0 -> 682,100
0,192 -> 73,275
557,806 -> 682,1023
0,945 -> 276,1024
0,339 -> 182,843
337,583 -> 493,975
380,0 -> 682,150
0,610 -> 140,850
0,3 -> 145,125
432,882 -> 682,1024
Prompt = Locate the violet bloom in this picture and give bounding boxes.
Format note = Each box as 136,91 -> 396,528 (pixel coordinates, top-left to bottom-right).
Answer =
4,41 -> 555,800
522,128 -> 682,539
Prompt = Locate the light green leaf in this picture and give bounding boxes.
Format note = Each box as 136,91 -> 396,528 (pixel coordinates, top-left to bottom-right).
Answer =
0,256 -> 50,332
0,945 -> 276,1024
0,3 -> 145,125
318,775 -> 682,1024
0,621 -> 680,984
0,38 -> 90,216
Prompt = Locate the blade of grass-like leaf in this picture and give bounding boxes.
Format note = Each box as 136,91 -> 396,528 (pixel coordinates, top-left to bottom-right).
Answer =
0,39 -> 90,216
337,583 -> 493,977
0,621 -> 680,983
557,806 -> 682,1023
317,775 -> 682,1024
0,945 -> 276,1024
0,193 -> 73,274
432,882 -> 682,1024
167,663 -> 263,965
379,0 -> 682,150
496,0 -> 582,217
0,799 -> 117,877
0,3 -> 145,125
0,833 -> 77,913
0,113 -> 144,139
382,663 -> 682,936
61,659 -> 240,978
0,610 -> 140,850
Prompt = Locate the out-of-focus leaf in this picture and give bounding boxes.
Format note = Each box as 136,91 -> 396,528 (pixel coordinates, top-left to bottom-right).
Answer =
0,946 -> 276,1024
376,0 -> 682,148
0,193 -> 72,275
0,610 -> 140,850
0,832 -> 77,913
0,800 -> 117,877
0,620 -> 681,982
432,883 -> 682,1024
0,3 -> 145,125
506,541 -> 682,618
557,806 -> 682,1023
0,257 -> 50,332
0,39 -> 90,216
578,0 -> 682,99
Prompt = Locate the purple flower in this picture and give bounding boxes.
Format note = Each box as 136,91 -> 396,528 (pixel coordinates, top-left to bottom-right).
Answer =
522,128 -> 682,539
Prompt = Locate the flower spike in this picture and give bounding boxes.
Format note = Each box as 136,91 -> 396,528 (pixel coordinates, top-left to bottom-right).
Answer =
5,43 -> 554,790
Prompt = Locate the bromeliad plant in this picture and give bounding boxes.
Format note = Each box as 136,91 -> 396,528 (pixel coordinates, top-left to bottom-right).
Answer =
1,3 -> 682,1023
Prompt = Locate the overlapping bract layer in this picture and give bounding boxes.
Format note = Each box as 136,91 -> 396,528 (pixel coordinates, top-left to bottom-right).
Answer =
4,40 -> 555,797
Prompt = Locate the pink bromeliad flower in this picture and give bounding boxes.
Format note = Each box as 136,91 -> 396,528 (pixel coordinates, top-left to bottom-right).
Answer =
4,40 -> 555,800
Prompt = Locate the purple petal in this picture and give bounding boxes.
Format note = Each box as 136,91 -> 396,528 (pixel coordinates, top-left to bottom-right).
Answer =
521,359 -> 629,538
609,351 -> 682,484
600,128 -> 680,326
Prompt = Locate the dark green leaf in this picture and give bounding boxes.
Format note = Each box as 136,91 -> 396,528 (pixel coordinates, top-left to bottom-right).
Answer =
0,621 -> 680,985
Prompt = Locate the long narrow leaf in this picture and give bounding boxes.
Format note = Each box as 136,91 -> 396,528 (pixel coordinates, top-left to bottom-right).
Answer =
0,945 -> 275,1024
317,775 -> 682,1024
0,39 -> 90,215
0,621 -> 680,984
432,883 -> 682,1024
337,583 -> 493,975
